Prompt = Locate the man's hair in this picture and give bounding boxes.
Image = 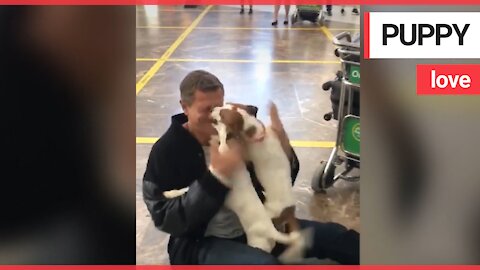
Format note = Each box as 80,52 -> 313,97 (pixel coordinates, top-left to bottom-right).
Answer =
180,70 -> 224,105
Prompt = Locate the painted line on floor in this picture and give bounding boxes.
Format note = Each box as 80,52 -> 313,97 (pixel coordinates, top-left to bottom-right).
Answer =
138,9 -> 240,13
136,58 -> 160,62
197,26 -> 327,31
136,26 -> 186,29
136,58 -> 340,64
136,26 -> 360,32
320,26 -> 334,41
328,28 -> 360,31
136,5 -> 212,95
136,137 -> 335,148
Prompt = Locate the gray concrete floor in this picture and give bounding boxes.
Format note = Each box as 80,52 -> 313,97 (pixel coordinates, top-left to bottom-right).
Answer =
136,5 -> 360,264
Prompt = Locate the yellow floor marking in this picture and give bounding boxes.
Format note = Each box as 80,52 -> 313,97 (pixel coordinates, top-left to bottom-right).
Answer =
136,26 -> 358,32
135,5 -> 212,95
135,58 -> 340,64
196,26 -> 324,31
136,26 -> 186,29
320,26 -> 334,41
328,28 -> 360,31
138,9 -> 241,13
136,137 -> 335,148
136,58 -> 159,62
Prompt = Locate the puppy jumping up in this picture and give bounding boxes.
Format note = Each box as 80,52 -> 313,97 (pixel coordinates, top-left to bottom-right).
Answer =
228,103 -> 312,263
209,104 -> 299,253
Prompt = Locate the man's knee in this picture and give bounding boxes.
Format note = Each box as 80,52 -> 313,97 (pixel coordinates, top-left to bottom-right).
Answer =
255,252 -> 281,265
239,246 -> 281,265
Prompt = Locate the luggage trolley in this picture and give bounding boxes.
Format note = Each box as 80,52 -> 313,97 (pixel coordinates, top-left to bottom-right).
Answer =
311,32 -> 360,192
291,5 -> 325,25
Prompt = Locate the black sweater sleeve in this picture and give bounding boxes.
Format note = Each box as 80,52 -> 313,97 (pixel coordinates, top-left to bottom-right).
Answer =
142,142 -> 229,238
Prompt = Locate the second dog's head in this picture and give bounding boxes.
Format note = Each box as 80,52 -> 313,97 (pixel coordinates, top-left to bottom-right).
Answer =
211,103 -> 265,143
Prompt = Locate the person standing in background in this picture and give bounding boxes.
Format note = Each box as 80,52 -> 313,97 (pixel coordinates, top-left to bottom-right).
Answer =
341,6 -> 359,15
326,5 -> 332,16
272,5 -> 290,26
240,4 -> 253,14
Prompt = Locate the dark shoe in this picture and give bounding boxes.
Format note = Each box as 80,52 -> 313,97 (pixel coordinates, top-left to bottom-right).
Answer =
327,10 -> 332,16
341,8 -> 345,14
272,20 -> 278,26
248,8 -> 253,14
352,8 -> 359,15
283,20 -> 288,25
240,8 -> 244,14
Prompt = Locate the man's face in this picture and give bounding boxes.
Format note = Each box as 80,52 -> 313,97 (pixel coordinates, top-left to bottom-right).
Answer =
181,88 -> 224,137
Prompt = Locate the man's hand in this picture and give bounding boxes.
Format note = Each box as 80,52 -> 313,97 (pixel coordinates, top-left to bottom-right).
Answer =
209,139 -> 245,180
269,102 -> 293,160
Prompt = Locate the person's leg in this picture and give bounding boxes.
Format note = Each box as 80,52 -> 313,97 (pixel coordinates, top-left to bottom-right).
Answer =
298,219 -> 359,264
249,5 -> 253,14
197,237 -> 281,265
272,5 -> 280,25
326,5 -> 332,16
283,5 -> 290,24
240,5 -> 245,14
352,6 -> 359,15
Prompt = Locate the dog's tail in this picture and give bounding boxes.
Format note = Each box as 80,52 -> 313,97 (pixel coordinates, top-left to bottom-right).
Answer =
277,228 -> 313,264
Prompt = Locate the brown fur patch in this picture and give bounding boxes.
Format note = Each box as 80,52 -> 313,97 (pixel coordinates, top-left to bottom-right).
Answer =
219,108 -> 244,135
227,102 -> 258,116
275,206 -> 300,233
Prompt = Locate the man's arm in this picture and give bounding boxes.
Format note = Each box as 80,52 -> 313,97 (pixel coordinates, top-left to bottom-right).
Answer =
142,142 -> 229,238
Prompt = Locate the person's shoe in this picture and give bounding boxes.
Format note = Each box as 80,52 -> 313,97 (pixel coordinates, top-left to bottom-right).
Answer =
272,20 -> 278,26
327,10 -> 332,16
283,20 -> 288,25
352,8 -> 359,15
341,8 -> 345,14
248,8 -> 253,14
240,8 -> 244,14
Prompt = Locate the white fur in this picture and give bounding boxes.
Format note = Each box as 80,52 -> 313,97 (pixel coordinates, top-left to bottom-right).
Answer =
235,109 -> 296,219
235,106 -> 311,263
210,105 -> 298,252
163,187 -> 189,199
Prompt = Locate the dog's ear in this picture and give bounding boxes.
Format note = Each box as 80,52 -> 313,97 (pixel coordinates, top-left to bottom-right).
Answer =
219,108 -> 244,135
226,102 -> 258,117
245,105 -> 258,117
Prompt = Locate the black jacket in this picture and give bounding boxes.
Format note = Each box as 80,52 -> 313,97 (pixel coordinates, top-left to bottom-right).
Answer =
143,113 -> 300,264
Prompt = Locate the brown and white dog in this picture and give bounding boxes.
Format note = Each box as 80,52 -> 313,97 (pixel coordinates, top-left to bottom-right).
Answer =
211,103 -> 310,263
209,104 -> 301,256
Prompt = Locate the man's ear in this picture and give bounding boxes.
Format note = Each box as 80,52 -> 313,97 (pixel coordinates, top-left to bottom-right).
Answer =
180,100 -> 189,116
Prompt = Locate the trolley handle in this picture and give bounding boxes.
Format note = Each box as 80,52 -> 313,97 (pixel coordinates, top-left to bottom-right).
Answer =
337,48 -> 360,56
333,32 -> 360,50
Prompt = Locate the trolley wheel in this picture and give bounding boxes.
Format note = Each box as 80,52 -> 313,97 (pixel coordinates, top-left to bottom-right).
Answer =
324,112 -> 333,121
311,161 -> 336,193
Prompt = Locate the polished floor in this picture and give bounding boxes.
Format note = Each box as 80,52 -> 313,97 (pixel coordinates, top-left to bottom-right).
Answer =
136,5 -> 360,264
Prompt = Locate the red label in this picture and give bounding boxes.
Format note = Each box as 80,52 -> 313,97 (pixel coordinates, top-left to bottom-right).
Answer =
417,64 -> 480,95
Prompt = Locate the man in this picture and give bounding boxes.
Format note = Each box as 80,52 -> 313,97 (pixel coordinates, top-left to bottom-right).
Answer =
143,70 -> 359,264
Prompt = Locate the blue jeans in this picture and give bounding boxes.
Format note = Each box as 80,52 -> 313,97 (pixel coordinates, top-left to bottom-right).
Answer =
197,219 -> 359,264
